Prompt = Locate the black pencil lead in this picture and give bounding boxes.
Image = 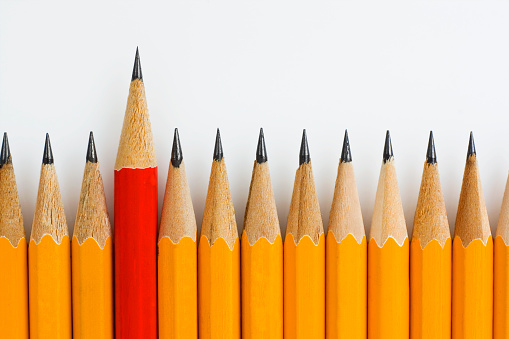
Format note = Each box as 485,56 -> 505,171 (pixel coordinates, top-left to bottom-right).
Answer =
43,133 -> 54,165
256,128 -> 268,164
426,131 -> 437,164
86,131 -> 98,163
131,47 -> 143,82
171,128 -> 183,168
0,133 -> 11,167
299,129 -> 310,165
213,128 -> 223,161
467,131 -> 476,159
383,130 -> 393,163
341,129 -> 352,163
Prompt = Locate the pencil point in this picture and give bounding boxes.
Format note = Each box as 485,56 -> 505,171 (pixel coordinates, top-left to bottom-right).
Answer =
171,128 -> 183,168
256,128 -> 267,164
87,131 -> 98,163
131,47 -> 143,82
426,131 -> 437,164
213,128 -> 223,161
299,129 -> 310,165
341,129 -> 352,163
43,133 -> 54,165
383,130 -> 393,163
0,132 -> 11,167
467,131 -> 476,159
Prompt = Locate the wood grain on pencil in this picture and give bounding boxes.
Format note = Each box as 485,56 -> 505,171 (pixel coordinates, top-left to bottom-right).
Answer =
284,130 -> 325,339
410,132 -> 451,339
326,130 -> 366,339
72,132 -> 113,339
158,129 -> 197,339
29,134 -> 71,339
242,129 -> 283,339
0,133 -> 28,339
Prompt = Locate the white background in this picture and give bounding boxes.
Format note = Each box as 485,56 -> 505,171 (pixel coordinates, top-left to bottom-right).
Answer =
1,1 -> 509,237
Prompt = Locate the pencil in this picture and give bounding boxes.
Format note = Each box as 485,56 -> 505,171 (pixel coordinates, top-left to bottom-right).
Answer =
114,47 -> 158,339
284,129 -> 325,339
198,129 -> 240,339
410,132 -> 451,339
0,133 -> 28,339
72,132 -> 113,339
452,132 -> 492,339
29,133 -> 71,339
241,128 -> 283,339
368,131 -> 409,339
495,172 -> 509,339
326,130 -> 366,339
158,128 -> 198,339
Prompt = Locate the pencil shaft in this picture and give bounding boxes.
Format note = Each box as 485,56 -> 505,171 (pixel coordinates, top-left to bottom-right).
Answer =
368,238 -> 409,339
326,234 -> 367,339
29,235 -> 72,339
284,234 -> 325,339
158,237 -> 197,339
114,167 -> 158,338
72,238 -> 113,339
241,233 -> 283,339
0,238 -> 28,338
494,237 -> 509,339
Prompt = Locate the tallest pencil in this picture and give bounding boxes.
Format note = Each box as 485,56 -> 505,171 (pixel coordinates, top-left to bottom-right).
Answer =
115,48 -> 158,339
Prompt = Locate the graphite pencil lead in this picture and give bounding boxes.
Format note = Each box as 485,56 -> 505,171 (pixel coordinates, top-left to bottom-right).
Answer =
467,131 -> 476,159
341,129 -> 352,163
0,132 -> 11,167
299,129 -> 310,165
256,128 -> 267,164
426,131 -> 437,164
86,131 -> 98,163
171,128 -> 183,168
43,133 -> 54,165
131,47 -> 143,82
383,130 -> 393,163
213,128 -> 223,161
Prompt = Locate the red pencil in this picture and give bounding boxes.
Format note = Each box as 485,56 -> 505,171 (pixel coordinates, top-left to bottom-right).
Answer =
114,47 -> 158,339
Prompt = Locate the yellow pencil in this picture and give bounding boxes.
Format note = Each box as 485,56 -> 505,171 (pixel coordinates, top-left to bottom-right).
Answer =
158,129 -> 198,339
495,172 -> 509,339
326,130 -> 366,339
410,132 -> 451,339
72,132 -> 113,339
452,133 -> 492,339
241,128 -> 283,339
284,130 -> 325,339
368,131 -> 409,339
0,133 -> 28,339
29,134 -> 71,339
198,129 -> 240,339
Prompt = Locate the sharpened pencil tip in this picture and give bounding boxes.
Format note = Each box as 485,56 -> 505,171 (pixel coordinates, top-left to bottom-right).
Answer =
213,128 -> 223,161
256,128 -> 267,164
299,129 -> 310,165
0,132 -> 11,167
171,128 -> 183,168
426,131 -> 437,164
43,133 -> 54,165
86,132 -> 98,163
383,130 -> 393,163
341,129 -> 352,163
131,47 -> 143,82
467,131 -> 476,159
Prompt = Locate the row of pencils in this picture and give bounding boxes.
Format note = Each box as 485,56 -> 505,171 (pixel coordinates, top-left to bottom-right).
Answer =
0,49 -> 507,339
